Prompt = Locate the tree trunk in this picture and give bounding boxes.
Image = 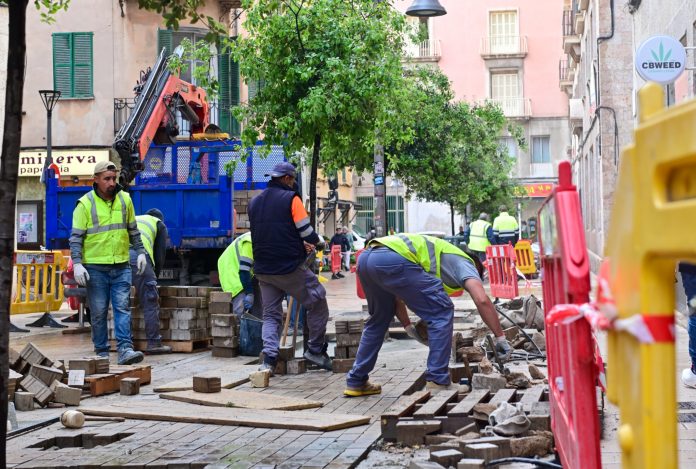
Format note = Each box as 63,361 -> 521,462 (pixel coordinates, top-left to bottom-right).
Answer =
1,1 -> 30,459
309,133 -> 321,229
449,202 -> 455,236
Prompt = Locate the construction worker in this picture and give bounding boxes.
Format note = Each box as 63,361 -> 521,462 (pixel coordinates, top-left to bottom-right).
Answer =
464,213 -> 495,262
679,262 -> 696,388
344,233 -> 510,397
329,227 -> 348,279
218,232 -> 255,316
493,205 -> 519,245
129,208 -> 171,354
342,226 -> 353,272
69,161 -> 146,365
248,162 -> 332,374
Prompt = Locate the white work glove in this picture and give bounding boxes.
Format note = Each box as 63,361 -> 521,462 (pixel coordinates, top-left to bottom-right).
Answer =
405,324 -> 428,346
495,336 -> 512,357
136,253 -> 147,275
73,263 -> 89,287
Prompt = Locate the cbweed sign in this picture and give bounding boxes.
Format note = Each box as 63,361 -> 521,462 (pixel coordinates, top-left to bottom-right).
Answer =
635,35 -> 686,85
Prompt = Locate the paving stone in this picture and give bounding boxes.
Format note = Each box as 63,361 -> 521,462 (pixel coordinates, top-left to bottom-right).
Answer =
457,459 -> 486,469
470,373 -> 507,393
430,448 -> 465,467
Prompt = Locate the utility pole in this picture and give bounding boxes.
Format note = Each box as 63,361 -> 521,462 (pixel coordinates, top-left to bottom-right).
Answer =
373,143 -> 387,237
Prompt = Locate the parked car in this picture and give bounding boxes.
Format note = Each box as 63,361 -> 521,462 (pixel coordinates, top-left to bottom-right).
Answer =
349,227 -> 367,251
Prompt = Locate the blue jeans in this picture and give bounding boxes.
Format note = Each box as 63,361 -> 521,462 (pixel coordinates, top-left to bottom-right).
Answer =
130,250 -> 162,346
347,247 -> 454,387
679,262 -> 696,368
85,265 -> 133,353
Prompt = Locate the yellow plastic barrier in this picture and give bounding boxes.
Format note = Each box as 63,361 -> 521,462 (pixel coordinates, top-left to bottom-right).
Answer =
604,83 -> 696,469
514,239 -> 537,275
11,250 -> 66,315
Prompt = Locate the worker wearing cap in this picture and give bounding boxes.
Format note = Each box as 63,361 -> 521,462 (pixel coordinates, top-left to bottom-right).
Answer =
344,233 -> 510,397
69,161 -> 147,365
465,213 -> 495,262
218,232 -> 256,315
493,205 -> 519,245
248,162 -> 332,374
129,208 -> 172,354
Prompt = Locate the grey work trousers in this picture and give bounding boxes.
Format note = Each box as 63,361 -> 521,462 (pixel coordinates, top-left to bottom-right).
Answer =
256,265 -> 329,360
129,249 -> 162,346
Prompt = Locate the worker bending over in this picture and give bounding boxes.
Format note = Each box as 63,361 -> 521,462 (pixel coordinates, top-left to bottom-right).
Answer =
130,208 -> 171,354
345,233 -> 510,396
493,205 -> 519,245
218,232 -> 256,315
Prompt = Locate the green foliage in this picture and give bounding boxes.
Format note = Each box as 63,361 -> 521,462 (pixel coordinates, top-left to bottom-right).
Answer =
166,38 -> 219,101
231,0 -> 411,171
136,0 -> 228,38
388,67 -> 519,216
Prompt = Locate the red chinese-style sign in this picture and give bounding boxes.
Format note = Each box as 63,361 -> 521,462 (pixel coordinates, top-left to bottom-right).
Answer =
515,183 -> 555,198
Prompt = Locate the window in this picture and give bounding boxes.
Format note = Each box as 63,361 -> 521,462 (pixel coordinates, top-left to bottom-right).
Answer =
356,196 -> 374,234
491,72 -> 521,116
499,137 -> 518,158
531,136 -> 551,163
52,33 -> 93,99
387,195 -> 405,233
489,10 -> 518,54
158,29 -> 240,136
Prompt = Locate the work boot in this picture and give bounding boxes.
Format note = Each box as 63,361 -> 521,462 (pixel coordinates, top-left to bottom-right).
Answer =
145,343 -> 172,355
344,380 -> 382,397
96,351 -> 110,359
258,361 -> 275,376
303,350 -> 333,371
118,348 -> 144,365
682,367 -> 696,388
425,381 -> 453,393
336,272 -> 345,278
331,273 -> 340,280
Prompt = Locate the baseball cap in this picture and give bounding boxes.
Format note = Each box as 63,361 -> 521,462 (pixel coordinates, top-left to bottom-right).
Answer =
145,208 -> 164,221
265,162 -> 297,178
93,161 -> 118,176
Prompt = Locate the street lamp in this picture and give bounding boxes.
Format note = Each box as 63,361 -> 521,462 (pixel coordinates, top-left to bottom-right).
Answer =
38,89 -> 61,184
406,0 -> 447,17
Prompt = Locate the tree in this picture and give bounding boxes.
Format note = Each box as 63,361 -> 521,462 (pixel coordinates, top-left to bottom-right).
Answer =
0,0 -> 69,461
232,0 -> 411,226
388,67 -> 521,235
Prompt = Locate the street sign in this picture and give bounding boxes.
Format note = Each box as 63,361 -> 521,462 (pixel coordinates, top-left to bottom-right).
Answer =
635,35 -> 686,85
374,175 -> 384,185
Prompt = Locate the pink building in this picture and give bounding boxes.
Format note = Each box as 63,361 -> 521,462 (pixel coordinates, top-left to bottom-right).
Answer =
395,0 -> 571,229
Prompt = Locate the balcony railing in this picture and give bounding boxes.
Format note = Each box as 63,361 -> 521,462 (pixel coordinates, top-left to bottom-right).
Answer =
487,97 -> 532,118
559,59 -> 570,82
403,39 -> 441,61
562,9 -> 576,37
480,36 -> 528,57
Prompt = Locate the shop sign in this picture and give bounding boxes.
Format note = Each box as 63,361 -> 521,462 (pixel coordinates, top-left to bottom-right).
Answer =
514,183 -> 555,198
19,149 -> 110,177
635,35 -> 686,85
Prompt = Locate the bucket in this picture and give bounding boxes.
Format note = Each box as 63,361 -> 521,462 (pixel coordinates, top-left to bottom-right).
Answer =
239,312 -> 263,357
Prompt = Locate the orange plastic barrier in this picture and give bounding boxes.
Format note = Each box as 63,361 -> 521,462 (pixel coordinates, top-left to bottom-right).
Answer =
485,244 -> 518,299
538,160 -> 601,469
330,245 -> 342,274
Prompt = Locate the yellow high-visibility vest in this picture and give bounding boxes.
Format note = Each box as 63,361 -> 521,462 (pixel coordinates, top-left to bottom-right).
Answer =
136,214 -> 159,265
218,232 -> 254,296
468,219 -> 492,252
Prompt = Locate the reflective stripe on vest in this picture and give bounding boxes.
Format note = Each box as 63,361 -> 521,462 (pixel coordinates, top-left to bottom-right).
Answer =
78,190 -> 132,264
468,220 -> 491,252
136,214 -> 159,265
369,233 -> 474,294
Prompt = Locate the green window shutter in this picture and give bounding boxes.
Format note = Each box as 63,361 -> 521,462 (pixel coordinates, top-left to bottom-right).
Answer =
229,58 -> 240,136
52,33 -> 72,97
157,29 -> 173,57
218,51 -> 231,134
72,33 -> 93,98
248,78 -> 257,101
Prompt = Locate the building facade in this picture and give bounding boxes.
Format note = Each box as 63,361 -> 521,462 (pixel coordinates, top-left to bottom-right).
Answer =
359,0 -> 571,236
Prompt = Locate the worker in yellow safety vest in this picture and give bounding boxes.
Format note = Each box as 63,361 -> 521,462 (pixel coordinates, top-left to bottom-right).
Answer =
493,205 -> 519,245
218,232 -> 256,316
464,213 -> 495,261
344,233 -> 511,397
69,161 -> 147,365
130,208 -> 172,354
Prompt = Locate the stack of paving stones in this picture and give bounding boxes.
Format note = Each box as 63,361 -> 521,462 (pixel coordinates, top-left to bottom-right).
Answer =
8,343 -> 83,410
333,318 -> 364,373
233,189 -> 262,231
110,286 -> 222,350
209,291 -> 240,358
381,385 -> 554,468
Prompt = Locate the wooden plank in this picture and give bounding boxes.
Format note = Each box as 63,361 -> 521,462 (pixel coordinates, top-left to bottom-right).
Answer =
381,390 -> 431,441
85,365 -> 151,397
519,386 -> 545,411
159,389 -> 323,411
489,389 -> 517,406
153,367 -> 256,393
447,390 -> 490,417
412,389 -> 459,419
113,338 -> 211,353
78,400 -> 370,431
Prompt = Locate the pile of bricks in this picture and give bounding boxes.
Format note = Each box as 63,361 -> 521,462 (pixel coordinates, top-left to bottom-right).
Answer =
233,189 -> 262,231
209,291 -> 240,358
333,318 -> 363,373
272,343 -> 306,376
381,385 -> 553,468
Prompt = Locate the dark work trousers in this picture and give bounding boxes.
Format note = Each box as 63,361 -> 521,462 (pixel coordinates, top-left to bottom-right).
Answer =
679,262 -> 696,368
256,265 -> 329,361
347,247 -> 454,387
129,249 -> 162,347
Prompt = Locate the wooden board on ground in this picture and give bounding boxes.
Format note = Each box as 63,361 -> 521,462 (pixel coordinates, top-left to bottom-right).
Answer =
78,400 -> 370,431
84,365 -> 151,397
153,367 -> 257,393
110,338 -> 211,353
160,388 -> 323,410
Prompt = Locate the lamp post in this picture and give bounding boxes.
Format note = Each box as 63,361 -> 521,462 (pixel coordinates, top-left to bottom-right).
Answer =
27,90 -> 66,329
406,0 -> 447,17
38,90 -> 61,184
